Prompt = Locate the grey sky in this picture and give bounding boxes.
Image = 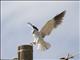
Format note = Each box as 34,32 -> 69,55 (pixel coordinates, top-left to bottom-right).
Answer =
1,1 -> 79,60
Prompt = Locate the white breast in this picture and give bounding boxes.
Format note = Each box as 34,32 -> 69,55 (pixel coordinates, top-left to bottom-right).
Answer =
33,31 -> 41,43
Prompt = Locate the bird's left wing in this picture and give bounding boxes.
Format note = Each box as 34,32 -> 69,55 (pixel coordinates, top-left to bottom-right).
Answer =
40,11 -> 66,38
60,57 -> 65,59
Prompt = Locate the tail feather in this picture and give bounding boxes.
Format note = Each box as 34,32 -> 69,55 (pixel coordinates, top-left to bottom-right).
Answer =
37,40 -> 51,51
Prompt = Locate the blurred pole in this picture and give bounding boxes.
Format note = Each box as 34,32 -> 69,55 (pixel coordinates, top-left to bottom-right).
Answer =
18,45 -> 33,60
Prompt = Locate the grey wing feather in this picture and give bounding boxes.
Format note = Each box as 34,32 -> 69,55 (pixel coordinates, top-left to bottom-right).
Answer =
53,11 -> 66,28
40,11 -> 66,38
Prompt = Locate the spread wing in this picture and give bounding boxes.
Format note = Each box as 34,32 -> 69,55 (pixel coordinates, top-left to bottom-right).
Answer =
60,57 -> 65,59
40,11 -> 66,38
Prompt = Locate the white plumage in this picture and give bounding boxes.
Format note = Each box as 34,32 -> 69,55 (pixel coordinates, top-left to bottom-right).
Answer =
32,31 -> 51,51
28,11 -> 66,51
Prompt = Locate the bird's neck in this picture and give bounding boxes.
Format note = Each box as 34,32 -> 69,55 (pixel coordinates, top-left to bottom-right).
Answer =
32,30 -> 40,38
33,30 -> 39,34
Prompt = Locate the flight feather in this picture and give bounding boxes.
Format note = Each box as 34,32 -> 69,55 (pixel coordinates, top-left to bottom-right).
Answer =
40,11 -> 66,38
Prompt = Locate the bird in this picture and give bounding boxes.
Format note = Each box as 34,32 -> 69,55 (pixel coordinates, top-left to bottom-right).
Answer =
28,11 -> 66,51
60,53 -> 74,60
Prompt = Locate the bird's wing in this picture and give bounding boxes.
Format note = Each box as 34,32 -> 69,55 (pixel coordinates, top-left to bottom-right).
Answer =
40,11 -> 66,38
60,57 -> 65,59
69,56 -> 74,59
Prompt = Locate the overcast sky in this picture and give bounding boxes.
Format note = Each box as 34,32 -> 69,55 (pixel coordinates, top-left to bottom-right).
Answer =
1,1 -> 79,60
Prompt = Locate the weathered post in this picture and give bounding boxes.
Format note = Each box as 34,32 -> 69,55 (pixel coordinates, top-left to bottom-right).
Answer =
18,45 -> 33,60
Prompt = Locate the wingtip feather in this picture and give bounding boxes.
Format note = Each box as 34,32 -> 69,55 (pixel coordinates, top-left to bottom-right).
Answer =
54,10 -> 66,20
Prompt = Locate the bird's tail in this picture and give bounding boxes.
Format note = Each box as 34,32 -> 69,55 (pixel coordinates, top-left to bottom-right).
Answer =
37,40 -> 51,51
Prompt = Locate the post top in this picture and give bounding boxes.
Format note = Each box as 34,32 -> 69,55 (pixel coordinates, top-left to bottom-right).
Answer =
18,45 -> 33,50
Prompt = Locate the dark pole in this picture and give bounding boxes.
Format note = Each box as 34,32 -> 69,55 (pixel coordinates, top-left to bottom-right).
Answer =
18,45 -> 33,60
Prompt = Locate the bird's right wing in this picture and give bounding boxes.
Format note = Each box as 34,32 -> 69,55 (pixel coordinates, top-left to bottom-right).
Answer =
40,11 -> 66,38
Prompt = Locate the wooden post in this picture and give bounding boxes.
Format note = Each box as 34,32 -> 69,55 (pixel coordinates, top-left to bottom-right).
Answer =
18,45 -> 33,60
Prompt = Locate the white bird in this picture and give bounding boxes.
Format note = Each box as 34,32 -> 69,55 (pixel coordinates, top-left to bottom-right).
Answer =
28,11 -> 66,51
